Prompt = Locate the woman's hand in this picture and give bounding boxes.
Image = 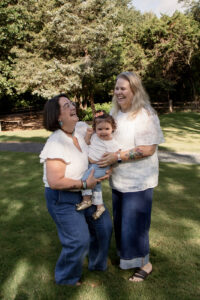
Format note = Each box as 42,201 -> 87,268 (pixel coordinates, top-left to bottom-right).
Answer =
97,167 -> 113,181
85,168 -> 98,189
97,152 -> 117,168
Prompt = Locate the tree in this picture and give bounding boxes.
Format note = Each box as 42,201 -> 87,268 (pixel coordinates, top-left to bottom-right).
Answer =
12,0 -> 123,110
0,0 -> 30,97
137,12 -> 200,105
118,3 -> 147,75
179,0 -> 200,21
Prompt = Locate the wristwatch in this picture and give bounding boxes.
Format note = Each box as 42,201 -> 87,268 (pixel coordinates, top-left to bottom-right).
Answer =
117,152 -> 122,163
81,180 -> 87,189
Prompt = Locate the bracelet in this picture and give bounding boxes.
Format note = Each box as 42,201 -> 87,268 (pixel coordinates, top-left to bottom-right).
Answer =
82,180 -> 87,190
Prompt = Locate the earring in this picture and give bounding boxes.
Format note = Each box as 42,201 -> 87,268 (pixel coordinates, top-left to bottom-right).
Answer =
59,120 -> 63,127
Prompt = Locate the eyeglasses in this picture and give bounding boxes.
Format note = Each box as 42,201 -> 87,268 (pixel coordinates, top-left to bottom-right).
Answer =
61,101 -> 76,110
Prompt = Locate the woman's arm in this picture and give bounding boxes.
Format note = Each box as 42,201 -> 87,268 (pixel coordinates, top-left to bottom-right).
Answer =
97,145 -> 157,167
46,158 -> 97,190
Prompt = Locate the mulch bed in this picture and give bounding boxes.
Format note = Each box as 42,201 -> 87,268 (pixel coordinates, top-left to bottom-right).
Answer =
0,111 -> 43,131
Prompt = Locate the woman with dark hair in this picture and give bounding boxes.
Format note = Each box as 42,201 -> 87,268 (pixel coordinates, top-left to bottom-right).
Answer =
39,94 -> 112,286
98,72 -> 164,282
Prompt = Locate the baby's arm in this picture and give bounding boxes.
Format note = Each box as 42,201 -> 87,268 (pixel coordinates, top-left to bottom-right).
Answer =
84,127 -> 94,145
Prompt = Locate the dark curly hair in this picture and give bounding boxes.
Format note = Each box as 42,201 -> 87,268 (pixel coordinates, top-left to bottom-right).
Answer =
92,110 -> 116,133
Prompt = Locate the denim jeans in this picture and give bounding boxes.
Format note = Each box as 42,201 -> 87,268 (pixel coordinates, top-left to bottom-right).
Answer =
112,188 -> 153,269
82,164 -> 109,205
45,188 -> 112,285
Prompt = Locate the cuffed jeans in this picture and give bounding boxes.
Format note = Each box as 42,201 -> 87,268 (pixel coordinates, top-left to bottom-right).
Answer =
112,188 -> 153,269
45,188 -> 112,285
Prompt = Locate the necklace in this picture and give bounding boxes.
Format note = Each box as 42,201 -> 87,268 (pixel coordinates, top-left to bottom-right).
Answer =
61,128 -> 75,137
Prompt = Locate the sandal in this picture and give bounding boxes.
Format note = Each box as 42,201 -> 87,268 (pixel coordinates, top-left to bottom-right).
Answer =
129,269 -> 152,282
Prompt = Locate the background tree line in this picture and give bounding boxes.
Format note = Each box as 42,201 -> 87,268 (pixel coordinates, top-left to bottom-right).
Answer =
0,0 -> 200,113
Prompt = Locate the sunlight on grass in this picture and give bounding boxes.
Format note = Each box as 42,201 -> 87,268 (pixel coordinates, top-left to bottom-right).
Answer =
152,208 -> 172,222
159,112 -> 200,153
1,200 -> 24,222
0,153 -> 199,300
188,238 -> 200,247
181,218 -> 200,238
166,183 -> 185,193
0,112 -> 200,153
37,233 -> 52,247
2,259 -> 30,300
0,129 -> 50,143
1,129 -> 50,138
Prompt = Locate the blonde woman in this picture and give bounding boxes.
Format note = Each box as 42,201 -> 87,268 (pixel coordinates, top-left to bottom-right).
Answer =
98,72 -> 164,282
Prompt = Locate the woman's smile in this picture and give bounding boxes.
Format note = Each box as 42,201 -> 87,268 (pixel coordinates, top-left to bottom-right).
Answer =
114,78 -> 134,112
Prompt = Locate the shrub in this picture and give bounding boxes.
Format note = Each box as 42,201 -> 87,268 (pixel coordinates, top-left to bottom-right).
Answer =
78,102 -> 112,121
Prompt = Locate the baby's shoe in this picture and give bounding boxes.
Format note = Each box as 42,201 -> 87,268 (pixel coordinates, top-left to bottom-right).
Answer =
76,199 -> 92,211
92,206 -> 106,220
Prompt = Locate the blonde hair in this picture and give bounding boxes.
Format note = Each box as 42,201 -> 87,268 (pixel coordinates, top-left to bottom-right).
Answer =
112,71 -> 155,118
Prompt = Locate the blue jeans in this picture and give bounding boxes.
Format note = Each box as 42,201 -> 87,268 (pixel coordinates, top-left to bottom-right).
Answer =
82,164 -> 109,205
45,188 -> 112,285
112,188 -> 153,268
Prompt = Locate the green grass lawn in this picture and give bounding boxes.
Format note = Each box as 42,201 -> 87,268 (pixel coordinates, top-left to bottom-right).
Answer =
0,129 -> 50,143
0,151 -> 199,300
0,111 -> 200,153
159,111 -> 200,153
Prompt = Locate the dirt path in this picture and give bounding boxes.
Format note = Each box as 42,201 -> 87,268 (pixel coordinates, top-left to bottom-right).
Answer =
0,142 -> 199,164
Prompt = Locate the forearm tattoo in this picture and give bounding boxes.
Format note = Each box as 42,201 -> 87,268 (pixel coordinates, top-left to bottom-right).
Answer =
71,184 -> 78,189
125,148 -> 144,160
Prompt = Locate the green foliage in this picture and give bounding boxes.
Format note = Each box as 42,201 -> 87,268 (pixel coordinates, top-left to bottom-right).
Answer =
179,0 -> 200,22
0,0 -> 29,95
0,0 -> 200,112
11,0 -> 123,106
140,12 -> 200,103
78,101 -> 112,121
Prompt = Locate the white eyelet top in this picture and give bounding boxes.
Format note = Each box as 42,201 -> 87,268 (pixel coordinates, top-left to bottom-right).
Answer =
110,108 -> 165,192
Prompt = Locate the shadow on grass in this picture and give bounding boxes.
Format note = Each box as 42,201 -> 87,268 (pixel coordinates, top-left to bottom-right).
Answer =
0,152 -> 131,300
160,111 -> 200,134
0,135 -> 47,143
0,152 -> 199,300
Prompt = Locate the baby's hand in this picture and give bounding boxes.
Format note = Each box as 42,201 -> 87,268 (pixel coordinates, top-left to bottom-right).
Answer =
86,127 -> 93,136
84,127 -> 94,145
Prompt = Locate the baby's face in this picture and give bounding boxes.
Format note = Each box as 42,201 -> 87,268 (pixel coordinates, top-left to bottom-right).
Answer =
96,121 -> 113,141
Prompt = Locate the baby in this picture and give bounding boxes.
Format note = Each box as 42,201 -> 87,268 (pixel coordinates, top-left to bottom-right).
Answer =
76,111 -> 119,219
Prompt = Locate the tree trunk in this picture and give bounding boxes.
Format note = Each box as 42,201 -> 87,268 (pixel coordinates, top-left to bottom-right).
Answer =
90,94 -> 96,117
168,93 -> 173,113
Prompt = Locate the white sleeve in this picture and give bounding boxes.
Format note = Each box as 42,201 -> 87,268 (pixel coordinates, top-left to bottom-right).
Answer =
134,111 -> 165,146
39,140 -> 70,164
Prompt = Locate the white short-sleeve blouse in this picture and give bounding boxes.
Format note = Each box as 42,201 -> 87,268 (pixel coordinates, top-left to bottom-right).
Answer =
88,134 -> 119,161
110,108 -> 165,192
39,123 -> 89,187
